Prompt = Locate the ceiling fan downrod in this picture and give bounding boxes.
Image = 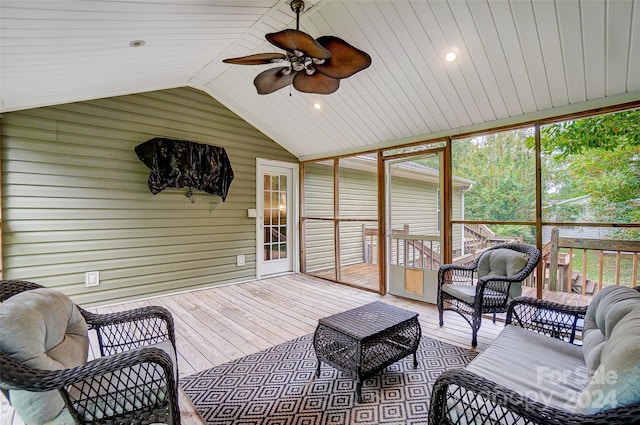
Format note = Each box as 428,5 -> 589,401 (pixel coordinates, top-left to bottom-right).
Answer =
290,0 -> 305,31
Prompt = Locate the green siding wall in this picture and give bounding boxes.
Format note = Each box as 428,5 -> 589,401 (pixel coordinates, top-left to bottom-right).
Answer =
1,87 -> 297,306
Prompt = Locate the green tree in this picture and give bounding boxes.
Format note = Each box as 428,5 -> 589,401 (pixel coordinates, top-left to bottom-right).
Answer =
542,109 -> 640,157
540,109 -> 640,234
452,129 -> 537,241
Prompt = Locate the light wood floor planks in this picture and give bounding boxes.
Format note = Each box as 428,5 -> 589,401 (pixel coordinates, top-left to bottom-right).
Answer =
2,273 -> 505,425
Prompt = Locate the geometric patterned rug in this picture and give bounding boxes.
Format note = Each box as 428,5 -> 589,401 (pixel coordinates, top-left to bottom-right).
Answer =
181,333 -> 477,424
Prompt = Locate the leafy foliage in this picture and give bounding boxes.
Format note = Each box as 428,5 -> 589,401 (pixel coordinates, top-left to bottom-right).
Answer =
541,109 -> 640,157
541,109 -> 640,235
452,129 -> 536,223
451,110 -> 639,241
452,129 -> 537,242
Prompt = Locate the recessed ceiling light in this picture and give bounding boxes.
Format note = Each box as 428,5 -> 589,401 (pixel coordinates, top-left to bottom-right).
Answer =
445,52 -> 457,62
313,103 -> 322,110
129,40 -> 146,47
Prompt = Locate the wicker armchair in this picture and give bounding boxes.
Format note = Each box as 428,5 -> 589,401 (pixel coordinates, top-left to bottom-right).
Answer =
437,243 -> 541,347
0,280 -> 180,425
429,294 -> 640,424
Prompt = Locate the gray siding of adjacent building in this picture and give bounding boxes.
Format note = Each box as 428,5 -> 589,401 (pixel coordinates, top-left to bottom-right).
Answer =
1,87 -> 297,306
303,163 -> 335,271
303,163 -> 464,272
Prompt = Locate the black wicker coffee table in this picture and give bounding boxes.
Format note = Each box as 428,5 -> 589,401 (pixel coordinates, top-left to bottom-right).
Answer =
313,301 -> 421,402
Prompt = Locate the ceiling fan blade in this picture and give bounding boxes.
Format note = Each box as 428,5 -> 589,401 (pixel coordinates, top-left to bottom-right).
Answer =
253,67 -> 296,94
266,29 -> 331,59
293,72 -> 340,94
222,53 -> 287,65
314,36 -> 371,79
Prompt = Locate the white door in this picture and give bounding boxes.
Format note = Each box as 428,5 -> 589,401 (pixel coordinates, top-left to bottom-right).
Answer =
257,159 -> 299,278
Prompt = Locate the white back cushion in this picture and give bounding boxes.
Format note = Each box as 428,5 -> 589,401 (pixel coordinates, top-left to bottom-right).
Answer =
0,288 -> 89,424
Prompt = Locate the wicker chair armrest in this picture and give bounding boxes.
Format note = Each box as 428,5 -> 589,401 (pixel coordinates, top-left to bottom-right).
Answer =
80,305 -> 173,328
0,279 -> 44,302
438,264 -> 476,289
1,348 -> 178,425
0,347 -> 174,392
507,297 -> 588,317
80,306 -> 177,356
470,277 -> 512,311
429,368 -> 639,425
506,297 -> 587,344
439,263 -> 477,274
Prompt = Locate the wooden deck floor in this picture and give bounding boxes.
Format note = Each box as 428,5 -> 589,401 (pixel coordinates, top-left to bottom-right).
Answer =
2,273 -> 568,425
310,262 -> 594,305
310,262 -> 380,291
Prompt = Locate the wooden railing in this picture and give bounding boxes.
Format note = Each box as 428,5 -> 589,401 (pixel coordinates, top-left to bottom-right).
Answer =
545,227 -> 640,294
363,224 -> 409,264
363,224 -> 442,270
389,234 -> 441,270
463,223 -> 516,253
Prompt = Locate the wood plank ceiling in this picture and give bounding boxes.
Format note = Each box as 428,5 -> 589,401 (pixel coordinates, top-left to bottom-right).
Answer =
1,0 -> 639,159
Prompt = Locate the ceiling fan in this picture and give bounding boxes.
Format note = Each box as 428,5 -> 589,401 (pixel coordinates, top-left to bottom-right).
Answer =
222,0 -> 371,95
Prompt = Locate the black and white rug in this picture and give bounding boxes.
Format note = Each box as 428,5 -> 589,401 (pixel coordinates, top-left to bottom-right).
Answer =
181,334 -> 476,424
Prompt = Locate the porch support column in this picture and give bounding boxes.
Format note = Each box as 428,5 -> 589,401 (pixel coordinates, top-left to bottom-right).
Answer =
377,151 -> 386,295
535,123 -> 543,299
443,137 -> 453,265
334,158 -> 341,282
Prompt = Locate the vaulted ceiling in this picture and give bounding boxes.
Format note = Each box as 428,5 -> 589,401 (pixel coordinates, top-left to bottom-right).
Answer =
2,0 -> 639,159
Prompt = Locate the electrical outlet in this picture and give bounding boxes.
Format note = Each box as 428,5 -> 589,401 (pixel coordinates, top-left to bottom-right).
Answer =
236,255 -> 245,266
85,271 -> 100,287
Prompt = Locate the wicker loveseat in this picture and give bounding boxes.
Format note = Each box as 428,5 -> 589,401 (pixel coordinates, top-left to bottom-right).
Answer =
0,280 -> 180,425
429,285 -> 640,424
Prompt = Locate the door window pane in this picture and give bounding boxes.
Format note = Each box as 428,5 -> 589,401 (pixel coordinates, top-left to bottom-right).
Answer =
264,172 -> 288,263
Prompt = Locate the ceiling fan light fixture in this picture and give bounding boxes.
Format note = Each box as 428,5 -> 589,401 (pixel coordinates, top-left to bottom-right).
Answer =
222,0 -> 371,95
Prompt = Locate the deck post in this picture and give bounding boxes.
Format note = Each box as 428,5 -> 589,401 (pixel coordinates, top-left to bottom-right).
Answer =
549,227 -> 560,291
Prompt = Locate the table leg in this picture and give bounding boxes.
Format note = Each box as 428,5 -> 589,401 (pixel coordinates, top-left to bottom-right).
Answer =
413,351 -> 418,368
315,361 -> 321,377
356,380 -> 362,403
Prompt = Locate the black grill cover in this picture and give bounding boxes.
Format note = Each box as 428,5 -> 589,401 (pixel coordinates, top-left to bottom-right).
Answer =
135,137 -> 234,201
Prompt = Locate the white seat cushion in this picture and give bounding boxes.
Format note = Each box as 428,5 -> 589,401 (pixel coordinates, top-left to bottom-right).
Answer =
466,325 -> 589,410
